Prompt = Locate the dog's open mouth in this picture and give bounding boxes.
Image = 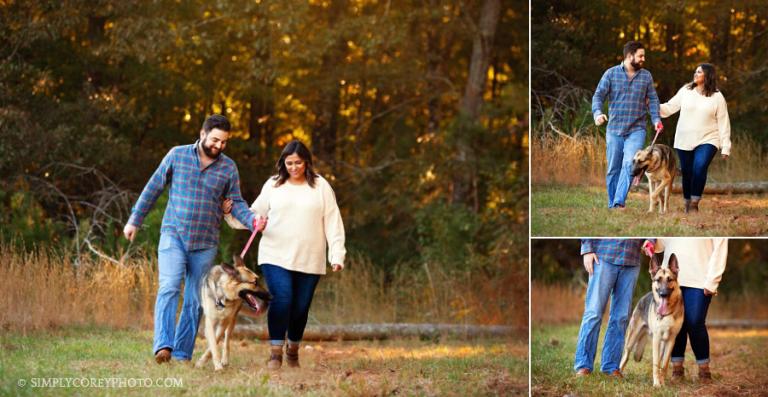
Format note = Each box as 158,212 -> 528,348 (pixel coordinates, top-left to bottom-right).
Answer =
239,290 -> 271,313
657,297 -> 669,316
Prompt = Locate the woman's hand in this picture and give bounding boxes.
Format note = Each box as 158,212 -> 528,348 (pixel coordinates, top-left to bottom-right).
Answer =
222,198 -> 233,214
704,288 -> 715,296
331,264 -> 343,272
721,154 -> 729,160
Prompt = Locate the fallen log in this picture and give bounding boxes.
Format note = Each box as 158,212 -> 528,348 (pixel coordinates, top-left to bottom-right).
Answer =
232,323 -> 520,341
633,181 -> 768,195
708,319 -> 768,329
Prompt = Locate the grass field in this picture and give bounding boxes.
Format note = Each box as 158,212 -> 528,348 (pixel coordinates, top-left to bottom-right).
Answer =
0,326 -> 527,396
531,185 -> 768,236
531,323 -> 768,397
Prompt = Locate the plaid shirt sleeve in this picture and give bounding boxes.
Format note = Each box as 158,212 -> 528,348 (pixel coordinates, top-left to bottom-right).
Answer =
127,148 -> 174,227
225,165 -> 255,231
591,70 -> 611,119
580,239 -> 596,255
646,72 -> 661,125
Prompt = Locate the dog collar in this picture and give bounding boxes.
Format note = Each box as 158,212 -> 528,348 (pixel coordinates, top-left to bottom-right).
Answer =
215,298 -> 226,309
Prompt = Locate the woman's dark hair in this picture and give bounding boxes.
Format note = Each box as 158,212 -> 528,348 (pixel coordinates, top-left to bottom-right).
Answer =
688,63 -> 718,97
273,139 -> 319,187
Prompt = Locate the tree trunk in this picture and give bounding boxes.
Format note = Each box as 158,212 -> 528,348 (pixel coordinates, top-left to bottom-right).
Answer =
452,0 -> 501,207
233,322 -> 519,341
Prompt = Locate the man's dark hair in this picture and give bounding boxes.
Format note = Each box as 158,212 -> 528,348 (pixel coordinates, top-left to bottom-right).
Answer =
202,114 -> 231,133
623,41 -> 645,58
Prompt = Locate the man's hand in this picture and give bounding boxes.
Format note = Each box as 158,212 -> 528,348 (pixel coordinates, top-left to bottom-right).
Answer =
595,114 -> 608,126
123,224 -> 138,242
655,121 -> 664,134
253,216 -> 267,232
222,198 -> 233,214
331,264 -> 343,272
583,253 -> 599,275
642,240 -> 655,257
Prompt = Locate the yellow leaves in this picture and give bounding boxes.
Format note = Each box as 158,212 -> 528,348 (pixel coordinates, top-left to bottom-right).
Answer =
281,35 -> 291,44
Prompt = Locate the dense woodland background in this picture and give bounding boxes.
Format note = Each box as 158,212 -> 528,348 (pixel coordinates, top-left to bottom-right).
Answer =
0,1 -> 527,326
532,0 -> 768,144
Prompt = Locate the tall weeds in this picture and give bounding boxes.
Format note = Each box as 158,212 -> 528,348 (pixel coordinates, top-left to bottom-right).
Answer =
0,245 -> 525,332
532,133 -> 768,186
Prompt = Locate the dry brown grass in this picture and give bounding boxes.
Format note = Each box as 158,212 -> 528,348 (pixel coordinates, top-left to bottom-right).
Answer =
532,282 -> 768,326
532,133 -> 768,186
0,245 -> 525,333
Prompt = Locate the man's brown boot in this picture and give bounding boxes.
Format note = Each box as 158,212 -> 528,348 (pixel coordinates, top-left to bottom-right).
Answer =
154,348 -> 171,364
266,345 -> 283,370
285,343 -> 300,368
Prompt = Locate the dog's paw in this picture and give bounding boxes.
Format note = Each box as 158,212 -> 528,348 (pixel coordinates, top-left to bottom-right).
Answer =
214,362 -> 224,371
220,359 -> 229,367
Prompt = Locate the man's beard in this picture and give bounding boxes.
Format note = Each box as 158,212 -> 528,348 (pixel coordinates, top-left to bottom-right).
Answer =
200,137 -> 221,158
630,58 -> 644,70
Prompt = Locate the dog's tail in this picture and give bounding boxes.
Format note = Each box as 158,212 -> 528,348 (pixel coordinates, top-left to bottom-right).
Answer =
633,330 -> 648,362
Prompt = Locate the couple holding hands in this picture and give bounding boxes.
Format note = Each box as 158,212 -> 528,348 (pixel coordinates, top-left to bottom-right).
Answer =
593,41 -> 731,212
123,114 -> 346,369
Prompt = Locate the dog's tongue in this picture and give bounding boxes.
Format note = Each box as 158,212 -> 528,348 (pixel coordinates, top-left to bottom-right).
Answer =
244,293 -> 261,312
632,175 -> 641,186
657,297 -> 669,316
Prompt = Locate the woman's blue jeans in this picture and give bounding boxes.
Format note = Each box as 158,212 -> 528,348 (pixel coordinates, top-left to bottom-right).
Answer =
671,287 -> 713,364
260,264 -> 321,346
677,144 -> 718,200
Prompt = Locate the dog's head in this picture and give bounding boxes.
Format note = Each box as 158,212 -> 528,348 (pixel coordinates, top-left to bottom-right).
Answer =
649,253 -> 679,316
220,255 -> 272,314
632,146 -> 657,177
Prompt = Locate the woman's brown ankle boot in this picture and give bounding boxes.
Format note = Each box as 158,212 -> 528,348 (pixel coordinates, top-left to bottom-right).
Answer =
267,345 -> 283,370
698,364 -> 712,383
285,343 -> 300,368
672,364 -> 684,380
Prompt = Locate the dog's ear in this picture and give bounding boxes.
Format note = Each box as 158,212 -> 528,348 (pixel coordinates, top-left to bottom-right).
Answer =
649,254 -> 660,275
221,263 -> 239,278
233,254 -> 246,268
668,253 -> 679,276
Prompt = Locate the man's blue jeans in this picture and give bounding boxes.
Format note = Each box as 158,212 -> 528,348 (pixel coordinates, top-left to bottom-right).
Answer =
671,287 -> 713,365
677,144 -> 718,200
574,261 -> 640,373
153,232 -> 217,360
606,130 -> 646,208
260,264 -> 321,346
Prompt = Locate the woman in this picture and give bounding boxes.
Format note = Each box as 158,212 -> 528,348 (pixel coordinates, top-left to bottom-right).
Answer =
660,63 -> 731,213
655,238 -> 728,383
223,139 -> 346,370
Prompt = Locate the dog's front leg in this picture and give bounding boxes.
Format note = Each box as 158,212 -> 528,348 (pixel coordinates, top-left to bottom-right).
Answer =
195,316 -> 213,368
659,337 -> 675,385
647,176 -> 655,212
652,333 -> 663,387
208,321 -> 225,371
221,317 -> 236,367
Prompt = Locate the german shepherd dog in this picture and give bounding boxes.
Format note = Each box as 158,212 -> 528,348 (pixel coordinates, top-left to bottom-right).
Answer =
196,255 -> 272,371
620,253 -> 684,387
632,144 -> 677,214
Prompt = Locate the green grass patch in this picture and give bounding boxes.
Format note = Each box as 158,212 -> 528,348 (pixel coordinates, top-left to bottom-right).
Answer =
532,323 -> 768,396
0,326 -> 527,396
531,185 -> 768,236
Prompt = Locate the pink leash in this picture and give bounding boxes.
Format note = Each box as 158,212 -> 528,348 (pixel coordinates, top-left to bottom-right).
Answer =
240,227 -> 259,259
650,129 -> 661,146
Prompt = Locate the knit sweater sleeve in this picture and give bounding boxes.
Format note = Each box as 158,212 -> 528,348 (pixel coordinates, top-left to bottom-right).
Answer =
223,177 -> 274,230
319,177 -> 346,267
704,238 -> 728,293
660,86 -> 684,118
716,93 -> 732,155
